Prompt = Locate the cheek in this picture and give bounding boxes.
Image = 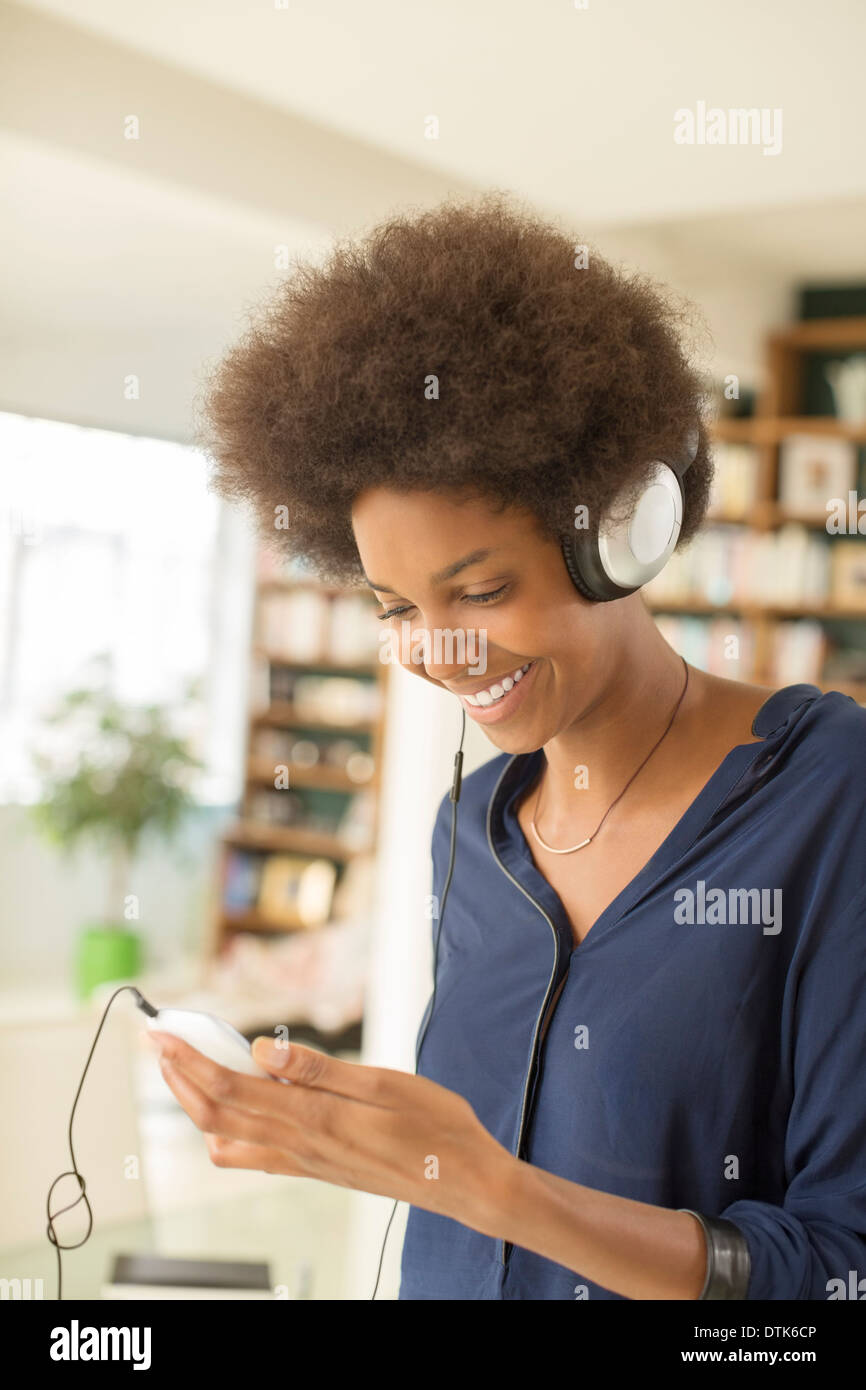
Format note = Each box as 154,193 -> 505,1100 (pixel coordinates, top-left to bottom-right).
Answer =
485,603 -> 567,659
528,585 -> 596,643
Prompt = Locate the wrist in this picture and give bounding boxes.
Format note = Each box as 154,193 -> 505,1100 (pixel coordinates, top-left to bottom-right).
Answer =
453,1146 -> 526,1240
465,1154 -> 591,1269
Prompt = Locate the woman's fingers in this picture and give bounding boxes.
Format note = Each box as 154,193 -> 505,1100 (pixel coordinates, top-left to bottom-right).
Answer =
158,1057 -> 301,1150
203,1133 -> 300,1175
150,1029 -> 413,1114
155,1051 -> 375,1163
147,1032 -> 304,1120
160,1060 -> 373,1186
249,1037 -> 408,1108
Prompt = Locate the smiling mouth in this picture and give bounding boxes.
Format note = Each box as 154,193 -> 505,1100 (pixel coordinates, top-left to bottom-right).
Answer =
459,661 -> 533,707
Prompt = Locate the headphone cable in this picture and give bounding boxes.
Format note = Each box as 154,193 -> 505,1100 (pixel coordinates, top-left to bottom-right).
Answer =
46,983 -> 147,1300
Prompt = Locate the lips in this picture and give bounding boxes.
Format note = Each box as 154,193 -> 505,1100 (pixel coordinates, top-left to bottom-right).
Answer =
454,659 -> 539,724
461,661 -> 532,707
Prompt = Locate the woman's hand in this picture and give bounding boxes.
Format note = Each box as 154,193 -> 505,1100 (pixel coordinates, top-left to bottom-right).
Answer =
147,1031 -> 518,1235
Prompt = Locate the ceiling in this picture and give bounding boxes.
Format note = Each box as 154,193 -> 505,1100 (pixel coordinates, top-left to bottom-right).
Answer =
2,0 -> 865,442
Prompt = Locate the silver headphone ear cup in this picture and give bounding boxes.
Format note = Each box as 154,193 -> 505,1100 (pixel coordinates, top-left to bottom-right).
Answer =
597,463 -> 683,591
562,462 -> 685,601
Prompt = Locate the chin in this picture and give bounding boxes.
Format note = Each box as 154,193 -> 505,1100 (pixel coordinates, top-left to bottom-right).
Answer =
477,722 -> 544,756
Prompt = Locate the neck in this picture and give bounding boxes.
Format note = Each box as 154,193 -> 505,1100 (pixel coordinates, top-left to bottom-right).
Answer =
536,610 -> 693,831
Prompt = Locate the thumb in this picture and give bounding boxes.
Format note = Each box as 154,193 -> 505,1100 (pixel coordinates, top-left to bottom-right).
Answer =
252,1036 -> 334,1088
251,1036 -> 379,1101
251,1036 -> 294,1073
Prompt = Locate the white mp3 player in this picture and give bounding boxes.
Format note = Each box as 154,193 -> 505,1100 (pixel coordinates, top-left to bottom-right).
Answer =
132,989 -> 290,1082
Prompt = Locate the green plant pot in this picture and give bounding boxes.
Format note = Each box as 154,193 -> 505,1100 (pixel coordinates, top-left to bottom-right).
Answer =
76,923 -> 142,1000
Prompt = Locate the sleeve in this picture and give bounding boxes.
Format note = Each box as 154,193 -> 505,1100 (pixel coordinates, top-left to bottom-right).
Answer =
707,878 -> 866,1300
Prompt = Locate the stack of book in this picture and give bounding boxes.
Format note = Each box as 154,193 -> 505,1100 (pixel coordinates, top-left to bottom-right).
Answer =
644,524 -> 833,608
706,442 -> 762,520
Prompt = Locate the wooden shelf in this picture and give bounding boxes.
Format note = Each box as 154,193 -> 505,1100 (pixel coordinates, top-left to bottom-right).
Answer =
218,907 -> 328,934
251,646 -> 380,675
645,597 -> 866,620
246,757 -> 374,792
752,501 -> 857,530
704,502 -> 840,529
224,819 -> 367,861
252,702 -> 377,735
712,416 -> 866,445
769,315 -> 866,350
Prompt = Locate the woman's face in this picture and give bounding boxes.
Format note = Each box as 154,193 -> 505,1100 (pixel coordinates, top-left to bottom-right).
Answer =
351,486 -> 631,754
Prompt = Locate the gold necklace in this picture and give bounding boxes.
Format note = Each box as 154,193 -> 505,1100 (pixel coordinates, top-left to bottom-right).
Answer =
530,656 -> 690,855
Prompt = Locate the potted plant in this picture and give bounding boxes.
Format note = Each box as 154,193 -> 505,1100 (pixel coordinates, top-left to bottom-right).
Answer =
30,658 -> 203,998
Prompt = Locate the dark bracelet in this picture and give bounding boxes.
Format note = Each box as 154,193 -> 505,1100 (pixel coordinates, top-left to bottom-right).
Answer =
678,1209 -> 751,1300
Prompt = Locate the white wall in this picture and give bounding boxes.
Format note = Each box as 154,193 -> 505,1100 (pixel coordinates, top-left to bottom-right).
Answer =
0,803 -> 232,985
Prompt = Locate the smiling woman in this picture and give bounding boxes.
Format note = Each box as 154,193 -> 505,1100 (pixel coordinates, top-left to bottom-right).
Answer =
194,192 -> 866,1303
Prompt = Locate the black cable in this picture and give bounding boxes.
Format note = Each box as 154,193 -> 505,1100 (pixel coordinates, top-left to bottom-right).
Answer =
371,706 -> 466,1299
43,714 -> 467,1305
46,983 -> 148,1299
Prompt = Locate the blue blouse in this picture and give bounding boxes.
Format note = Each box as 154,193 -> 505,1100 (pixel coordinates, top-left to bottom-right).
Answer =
398,683 -> 866,1299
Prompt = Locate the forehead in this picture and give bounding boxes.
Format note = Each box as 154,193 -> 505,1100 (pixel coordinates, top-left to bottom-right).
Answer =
352,485 -> 494,526
351,487 -> 529,587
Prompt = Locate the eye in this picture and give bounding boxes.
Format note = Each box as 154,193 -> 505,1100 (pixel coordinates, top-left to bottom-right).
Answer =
466,583 -> 510,605
377,583 -> 511,621
377,604 -> 413,621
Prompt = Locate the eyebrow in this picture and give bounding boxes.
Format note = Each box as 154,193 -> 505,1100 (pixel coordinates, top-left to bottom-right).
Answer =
363,548 -> 497,594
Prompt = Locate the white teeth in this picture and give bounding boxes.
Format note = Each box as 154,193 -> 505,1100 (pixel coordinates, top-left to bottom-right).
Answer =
463,662 -> 531,706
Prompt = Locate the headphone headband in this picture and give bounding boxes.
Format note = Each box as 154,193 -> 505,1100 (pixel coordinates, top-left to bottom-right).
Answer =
667,423 -> 700,478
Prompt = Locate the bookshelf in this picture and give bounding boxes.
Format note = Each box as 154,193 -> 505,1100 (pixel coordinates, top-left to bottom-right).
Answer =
207,549 -> 389,1045
644,315 -> 866,702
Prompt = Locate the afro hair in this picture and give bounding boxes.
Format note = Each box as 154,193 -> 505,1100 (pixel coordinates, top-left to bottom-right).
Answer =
195,190 -> 714,586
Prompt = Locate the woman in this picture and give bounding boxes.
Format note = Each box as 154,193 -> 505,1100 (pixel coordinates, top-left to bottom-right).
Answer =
150,194 -> 866,1300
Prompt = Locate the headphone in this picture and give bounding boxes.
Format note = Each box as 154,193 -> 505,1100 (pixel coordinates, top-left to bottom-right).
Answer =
560,425 -> 700,602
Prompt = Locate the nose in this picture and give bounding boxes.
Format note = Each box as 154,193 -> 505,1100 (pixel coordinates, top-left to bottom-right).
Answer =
380,615 -> 489,682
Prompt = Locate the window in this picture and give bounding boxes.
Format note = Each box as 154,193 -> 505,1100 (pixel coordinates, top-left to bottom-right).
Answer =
0,411 -> 255,804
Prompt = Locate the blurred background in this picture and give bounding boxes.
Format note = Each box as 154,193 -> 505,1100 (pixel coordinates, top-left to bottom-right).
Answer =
1,0 -> 865,1301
